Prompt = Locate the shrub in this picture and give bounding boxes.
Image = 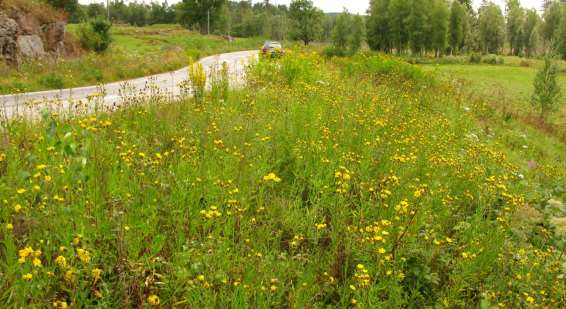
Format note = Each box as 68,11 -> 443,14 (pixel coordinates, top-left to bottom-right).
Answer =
186,49 -> 202,61
187,58 -> 206,103
321,46 -> 348,58
39,73 -> 64,89
77,18 -> 112,53
482,54 -> 498,64
80,67 -> 103,82
469,53 -> 482,63
437,55 -> 467,65
531,56 -> 561,120
520,59 -> 531,67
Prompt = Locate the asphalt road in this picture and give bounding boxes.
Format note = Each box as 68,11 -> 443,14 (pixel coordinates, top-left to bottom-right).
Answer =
0,50 -> 259,119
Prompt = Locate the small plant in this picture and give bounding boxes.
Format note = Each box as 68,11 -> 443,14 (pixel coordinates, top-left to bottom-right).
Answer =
39,73 -> 64,89
80,67 -> 103,82
321,46 -> 347,58
188,57 -> 207,103
210,62 -> 230,103
186,49 -> 202,61
531,56 -> 561,121
77,18 -> 112,53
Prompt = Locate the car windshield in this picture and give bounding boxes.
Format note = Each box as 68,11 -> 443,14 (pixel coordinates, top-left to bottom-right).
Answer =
264,42 -> 282,49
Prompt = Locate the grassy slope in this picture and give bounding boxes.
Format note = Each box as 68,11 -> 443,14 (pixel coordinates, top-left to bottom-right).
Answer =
0,52 -> 564,307
0,24 -> 264,95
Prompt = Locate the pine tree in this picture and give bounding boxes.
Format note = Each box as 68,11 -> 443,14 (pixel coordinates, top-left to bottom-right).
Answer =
531,56 -> 561,120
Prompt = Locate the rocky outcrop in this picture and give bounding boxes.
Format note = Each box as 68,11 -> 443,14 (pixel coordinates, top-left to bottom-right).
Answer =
0,13 -> 18,62
16,35 -> 44,58
42,21 -> 65,53
0,11 -> 65,63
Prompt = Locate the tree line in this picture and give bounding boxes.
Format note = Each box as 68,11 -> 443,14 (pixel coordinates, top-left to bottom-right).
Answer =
367,0 -> 566,58
47,0 -> 360,44
45,0 -> 566,59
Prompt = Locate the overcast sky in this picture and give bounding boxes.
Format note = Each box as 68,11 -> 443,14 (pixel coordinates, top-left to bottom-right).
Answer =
78,0 -> 545,15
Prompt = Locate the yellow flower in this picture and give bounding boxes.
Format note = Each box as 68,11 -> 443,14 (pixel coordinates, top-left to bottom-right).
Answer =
55,255 -> 67,267
147,294 -> 160,305
17,188 -> 26,194
263,172 -> 282,183
64,270 -> 74,282
5,223 -> 13,230
32,258 -> 42,267
13,204 -> 22,213
92,268 -> 102,282
53,301 -> 68,309
76,248 -> 91,263
22,273 -> 33,281
526,296 -> 534,304
19,246 -> 34,258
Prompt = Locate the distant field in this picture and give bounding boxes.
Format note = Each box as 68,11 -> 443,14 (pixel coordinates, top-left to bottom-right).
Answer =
420,60 -> 566,123
0,24 -> 264,95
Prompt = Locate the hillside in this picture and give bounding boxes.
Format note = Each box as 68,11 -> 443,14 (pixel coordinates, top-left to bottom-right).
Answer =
0,51 -> 564,307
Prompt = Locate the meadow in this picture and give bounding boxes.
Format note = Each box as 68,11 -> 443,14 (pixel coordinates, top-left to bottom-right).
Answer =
0,24 -> 263,95
0,50 -> 564,307
420,57 -> 566,126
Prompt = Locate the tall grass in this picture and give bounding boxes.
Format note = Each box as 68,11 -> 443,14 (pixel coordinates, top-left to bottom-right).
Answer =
0,52 -> 564,307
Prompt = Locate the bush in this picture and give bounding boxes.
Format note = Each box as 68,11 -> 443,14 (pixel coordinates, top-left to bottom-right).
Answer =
77,18 -> 112,53
80,67 -> 103,82
469,53 -> 482,64
39,73 -> 65,89
437,55 -> 467,65
481,54 -> 504,65
531,56 -> 561,120
186,49 -> 202,61
520,60 -> 531,67
321,46 -> 348,58
482,54 -> 498,64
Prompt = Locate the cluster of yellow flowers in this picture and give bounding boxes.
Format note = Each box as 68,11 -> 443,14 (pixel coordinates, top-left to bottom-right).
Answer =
335,167 -> 352,194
